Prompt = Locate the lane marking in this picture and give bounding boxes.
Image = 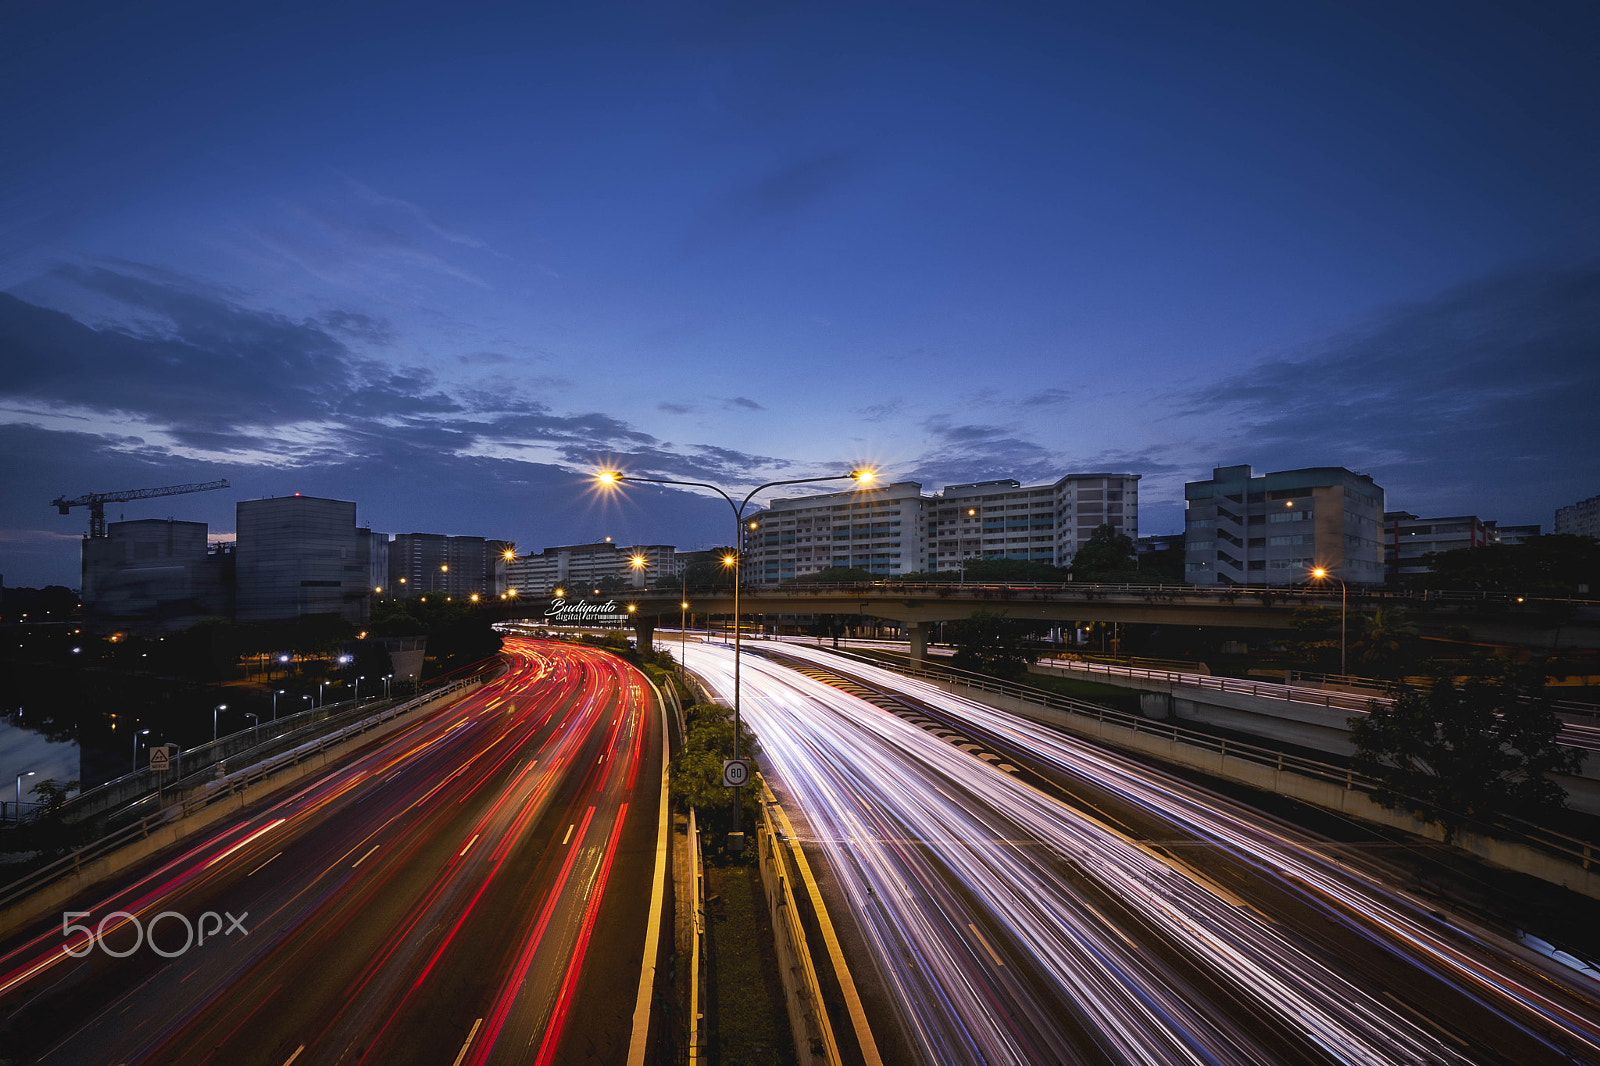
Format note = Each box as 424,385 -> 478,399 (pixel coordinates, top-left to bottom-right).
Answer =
968,923 -> 1005,967
627,677 -> 671,1066
451,1018 -> 484,1066
459,834 -> 479,857
352,844 -> 380,867
248,851 -> 282,876
562,823 -> 575,845
282,1048 -> 305,1066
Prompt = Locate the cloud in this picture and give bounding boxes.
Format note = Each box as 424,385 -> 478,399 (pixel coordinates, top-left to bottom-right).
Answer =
721,396 -> 765,411
657,401 -> 698,415
1180,259 -> 1600,521
681,147 -> 864,254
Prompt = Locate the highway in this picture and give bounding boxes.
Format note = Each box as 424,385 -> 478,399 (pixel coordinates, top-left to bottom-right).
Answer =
0,638 -> 664,1066
680,639 -> 1600,1065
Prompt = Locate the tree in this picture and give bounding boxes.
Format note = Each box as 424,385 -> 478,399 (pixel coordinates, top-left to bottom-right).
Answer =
668,703 -> 763,859
1411,534 -> 1600,597
1069,524 -> 1138,582
948,609 -> 1040,681
1347,606 -> 1420,676
1349,666 -> 1584,840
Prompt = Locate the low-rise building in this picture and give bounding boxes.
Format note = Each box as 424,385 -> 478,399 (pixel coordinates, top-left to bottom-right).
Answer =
1384,512 -> 1493,584
1555,493 -> 1600,540
507,540 -> 678,595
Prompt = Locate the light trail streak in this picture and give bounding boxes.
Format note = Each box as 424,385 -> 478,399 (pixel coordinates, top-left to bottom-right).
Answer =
685,641 -> 1600,1065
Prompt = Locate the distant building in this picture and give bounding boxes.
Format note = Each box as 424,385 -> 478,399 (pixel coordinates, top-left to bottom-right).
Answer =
1555,492 -> 1600,540
507,540 -> 678,595
1184,465 -> 1384,586
235,496 -> 372,625
81,519 -> 233,634
741,473 -> 1141,584
1488,522 -> 1540,545
1384,512 -> 1492,584
389,533 -> 497,600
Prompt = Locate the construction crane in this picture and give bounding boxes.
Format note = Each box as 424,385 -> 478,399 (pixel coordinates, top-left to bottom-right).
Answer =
52,479 -> 230,538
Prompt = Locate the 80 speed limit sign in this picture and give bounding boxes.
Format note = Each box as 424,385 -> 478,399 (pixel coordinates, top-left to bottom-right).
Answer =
721,758 -> 751,788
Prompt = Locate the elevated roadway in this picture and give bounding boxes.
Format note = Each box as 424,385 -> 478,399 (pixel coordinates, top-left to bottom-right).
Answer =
591,581 -> 1600,657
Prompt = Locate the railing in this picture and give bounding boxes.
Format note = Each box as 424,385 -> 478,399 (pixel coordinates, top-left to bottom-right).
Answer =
0,674 -> 485,914
846,653 -> 1600,877
1034,656 -> 1385,713
648,578 -> 1598,610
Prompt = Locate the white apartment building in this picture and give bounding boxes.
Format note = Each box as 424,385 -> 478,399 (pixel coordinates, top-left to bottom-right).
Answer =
1555,492 -> 1600,540
507,540 -> 678,595
742,473 -> 1140,584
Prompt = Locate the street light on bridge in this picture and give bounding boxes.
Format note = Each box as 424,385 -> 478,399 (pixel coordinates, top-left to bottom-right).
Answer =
595,465 -> 878,841
1309,566 -> 1347,676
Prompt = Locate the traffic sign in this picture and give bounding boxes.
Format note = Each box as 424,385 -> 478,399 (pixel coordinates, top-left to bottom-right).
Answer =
721,758 -> 751,788
148,746 -> 173,773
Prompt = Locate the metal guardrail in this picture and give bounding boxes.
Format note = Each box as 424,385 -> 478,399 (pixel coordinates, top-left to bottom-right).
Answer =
0,675 -> 484,913
850,653 -> 1600,876
1036,656 -> 1384,713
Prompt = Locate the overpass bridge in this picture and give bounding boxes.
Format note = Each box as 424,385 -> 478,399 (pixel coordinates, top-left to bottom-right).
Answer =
504,581 -> 1600,661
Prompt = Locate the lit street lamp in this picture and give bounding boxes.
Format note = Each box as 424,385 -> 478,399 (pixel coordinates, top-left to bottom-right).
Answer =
134,728 -> 151,771
244,712 -> 259,744
212,704 -> 226,742
272,689 -> 284,720
15,770 -> 35,823
1309,566 -> 1348,676
355,675 -> 365,702
301,694 -> 314,714
383,674 -> 392,699
597,466 -> 877,840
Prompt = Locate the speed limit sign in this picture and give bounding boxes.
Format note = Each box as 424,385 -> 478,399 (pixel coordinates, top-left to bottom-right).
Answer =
721,758 -> 751,788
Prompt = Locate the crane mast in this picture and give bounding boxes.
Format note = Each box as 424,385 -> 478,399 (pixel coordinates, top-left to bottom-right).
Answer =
52,479 -> 231,538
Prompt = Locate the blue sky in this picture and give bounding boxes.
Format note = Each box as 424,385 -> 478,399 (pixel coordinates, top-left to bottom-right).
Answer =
2,0 -> 1597,587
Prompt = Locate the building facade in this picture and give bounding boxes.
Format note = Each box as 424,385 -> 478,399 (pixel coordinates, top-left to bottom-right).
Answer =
507,540 -> 678,595
740,473 -> 1141,585
1184,465 -> 1384,586
81,519 -> 233,634
1556,493 -> 1600,540
1384,512 -> 1493,584
235,495 -> 372,624
388,533 -> 496,599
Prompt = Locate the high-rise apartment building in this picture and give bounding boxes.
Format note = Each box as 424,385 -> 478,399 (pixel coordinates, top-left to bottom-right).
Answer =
1184,465 -> 1384,586
235,495 -> 372,624
1555,492 -> 1600,540
741,473 -> 1140,584
389,533 -> 496,599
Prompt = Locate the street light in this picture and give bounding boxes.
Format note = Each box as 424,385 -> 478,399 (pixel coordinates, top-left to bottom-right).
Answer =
1309,566 -> 1348,676
356,676 -> 365,702
301,694 -> 314,715
383,674 -> 392,699
212,704 -> 226,742
15,771 -> 35,823
272,689 -> 284,720
134,728 -> 151,771
597,465 -> 878,840
244,712 -> 259,743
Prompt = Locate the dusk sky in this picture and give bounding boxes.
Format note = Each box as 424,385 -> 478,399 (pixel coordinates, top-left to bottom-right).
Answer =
3,0 -> 1597,588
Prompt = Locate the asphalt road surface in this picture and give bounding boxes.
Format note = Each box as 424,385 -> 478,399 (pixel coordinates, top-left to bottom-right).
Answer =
0,638 -> 664,1066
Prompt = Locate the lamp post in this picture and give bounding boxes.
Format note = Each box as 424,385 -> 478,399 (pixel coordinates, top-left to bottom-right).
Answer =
301,694 -> 313,715
383,674 -> 392,699
1309,566 -> 1347,676
355,676 -> 365,702
212,705 -> 226,742
134,728 -> 151,771
15,771 -> 35,823
244,712 -> 259,744
272,689 -> 284,721
597,466 -> 877,839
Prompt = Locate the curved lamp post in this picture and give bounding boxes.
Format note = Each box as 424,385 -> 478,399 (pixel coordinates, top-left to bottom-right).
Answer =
1309,566 -> 1347,676
597,467 -> 876,839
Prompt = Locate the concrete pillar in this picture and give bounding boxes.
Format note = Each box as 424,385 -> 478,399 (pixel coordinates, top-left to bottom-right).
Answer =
907,622 -> 927,662
633,615 -> 657,653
